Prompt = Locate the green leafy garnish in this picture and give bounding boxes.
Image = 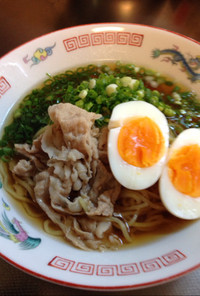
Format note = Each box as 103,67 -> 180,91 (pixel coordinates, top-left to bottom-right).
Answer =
0,62 -> 199,161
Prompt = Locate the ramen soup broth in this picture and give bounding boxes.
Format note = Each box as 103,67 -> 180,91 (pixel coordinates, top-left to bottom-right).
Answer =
0,63 -> 198,251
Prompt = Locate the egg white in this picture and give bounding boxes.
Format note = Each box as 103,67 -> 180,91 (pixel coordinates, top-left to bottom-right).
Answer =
159,128 -> 200,220
108,101 -> 169,190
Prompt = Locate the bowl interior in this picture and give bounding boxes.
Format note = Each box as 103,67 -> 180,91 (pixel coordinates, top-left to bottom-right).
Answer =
0,23 -> 200,290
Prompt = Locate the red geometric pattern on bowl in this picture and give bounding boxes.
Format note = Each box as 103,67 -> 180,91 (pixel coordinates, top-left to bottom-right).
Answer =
70,262 -> 95,275
140,257 -> 162,273
0,76 -> 11,98
104,32 -> 116,44
96,265 -> 118,276
48,249 -> 187,276
140,250 -> 187,272
63,31 -> 144,52
161,249 -> 187,266
48,257 -> 75,270
78,34 -> 91,48
117,263 -> 140,276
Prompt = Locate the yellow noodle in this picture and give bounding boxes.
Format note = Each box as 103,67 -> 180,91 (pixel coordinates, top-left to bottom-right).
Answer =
22,202 -> 44,218
0,159 -> 171,249
130,220 -> 167,230
43,219 -> 63,236
120,189 -> 165,210
0,161 -> 33,203
117,202 -> 149,211
13,175 -> 35,200
108,216 -> 132,242
126,213 -> 138,226
90,215 -> 132,243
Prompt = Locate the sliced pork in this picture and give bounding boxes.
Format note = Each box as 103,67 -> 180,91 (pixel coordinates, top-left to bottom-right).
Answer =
13,103 -> 121,250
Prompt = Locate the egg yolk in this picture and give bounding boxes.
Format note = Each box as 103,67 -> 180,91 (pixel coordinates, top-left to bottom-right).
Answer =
168,144 -> 200,197
117,117 -> 165,168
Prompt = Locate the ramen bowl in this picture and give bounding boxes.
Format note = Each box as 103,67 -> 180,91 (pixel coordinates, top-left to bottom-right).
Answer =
0,23 -> 200,291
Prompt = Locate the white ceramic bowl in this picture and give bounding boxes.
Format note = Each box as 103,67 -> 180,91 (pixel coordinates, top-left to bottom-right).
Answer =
0,23 -> 200,291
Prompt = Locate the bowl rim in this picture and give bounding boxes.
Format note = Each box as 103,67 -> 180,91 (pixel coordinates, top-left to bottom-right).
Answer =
1,251 -> 200,291
0,22 -> 199,60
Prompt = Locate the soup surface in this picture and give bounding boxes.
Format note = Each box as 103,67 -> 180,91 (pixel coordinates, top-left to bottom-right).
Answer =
0,62 -> 199,251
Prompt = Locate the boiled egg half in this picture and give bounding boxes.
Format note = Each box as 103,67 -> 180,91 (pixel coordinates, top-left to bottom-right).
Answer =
108,101 -> 169,190
159,128 -> 200,220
